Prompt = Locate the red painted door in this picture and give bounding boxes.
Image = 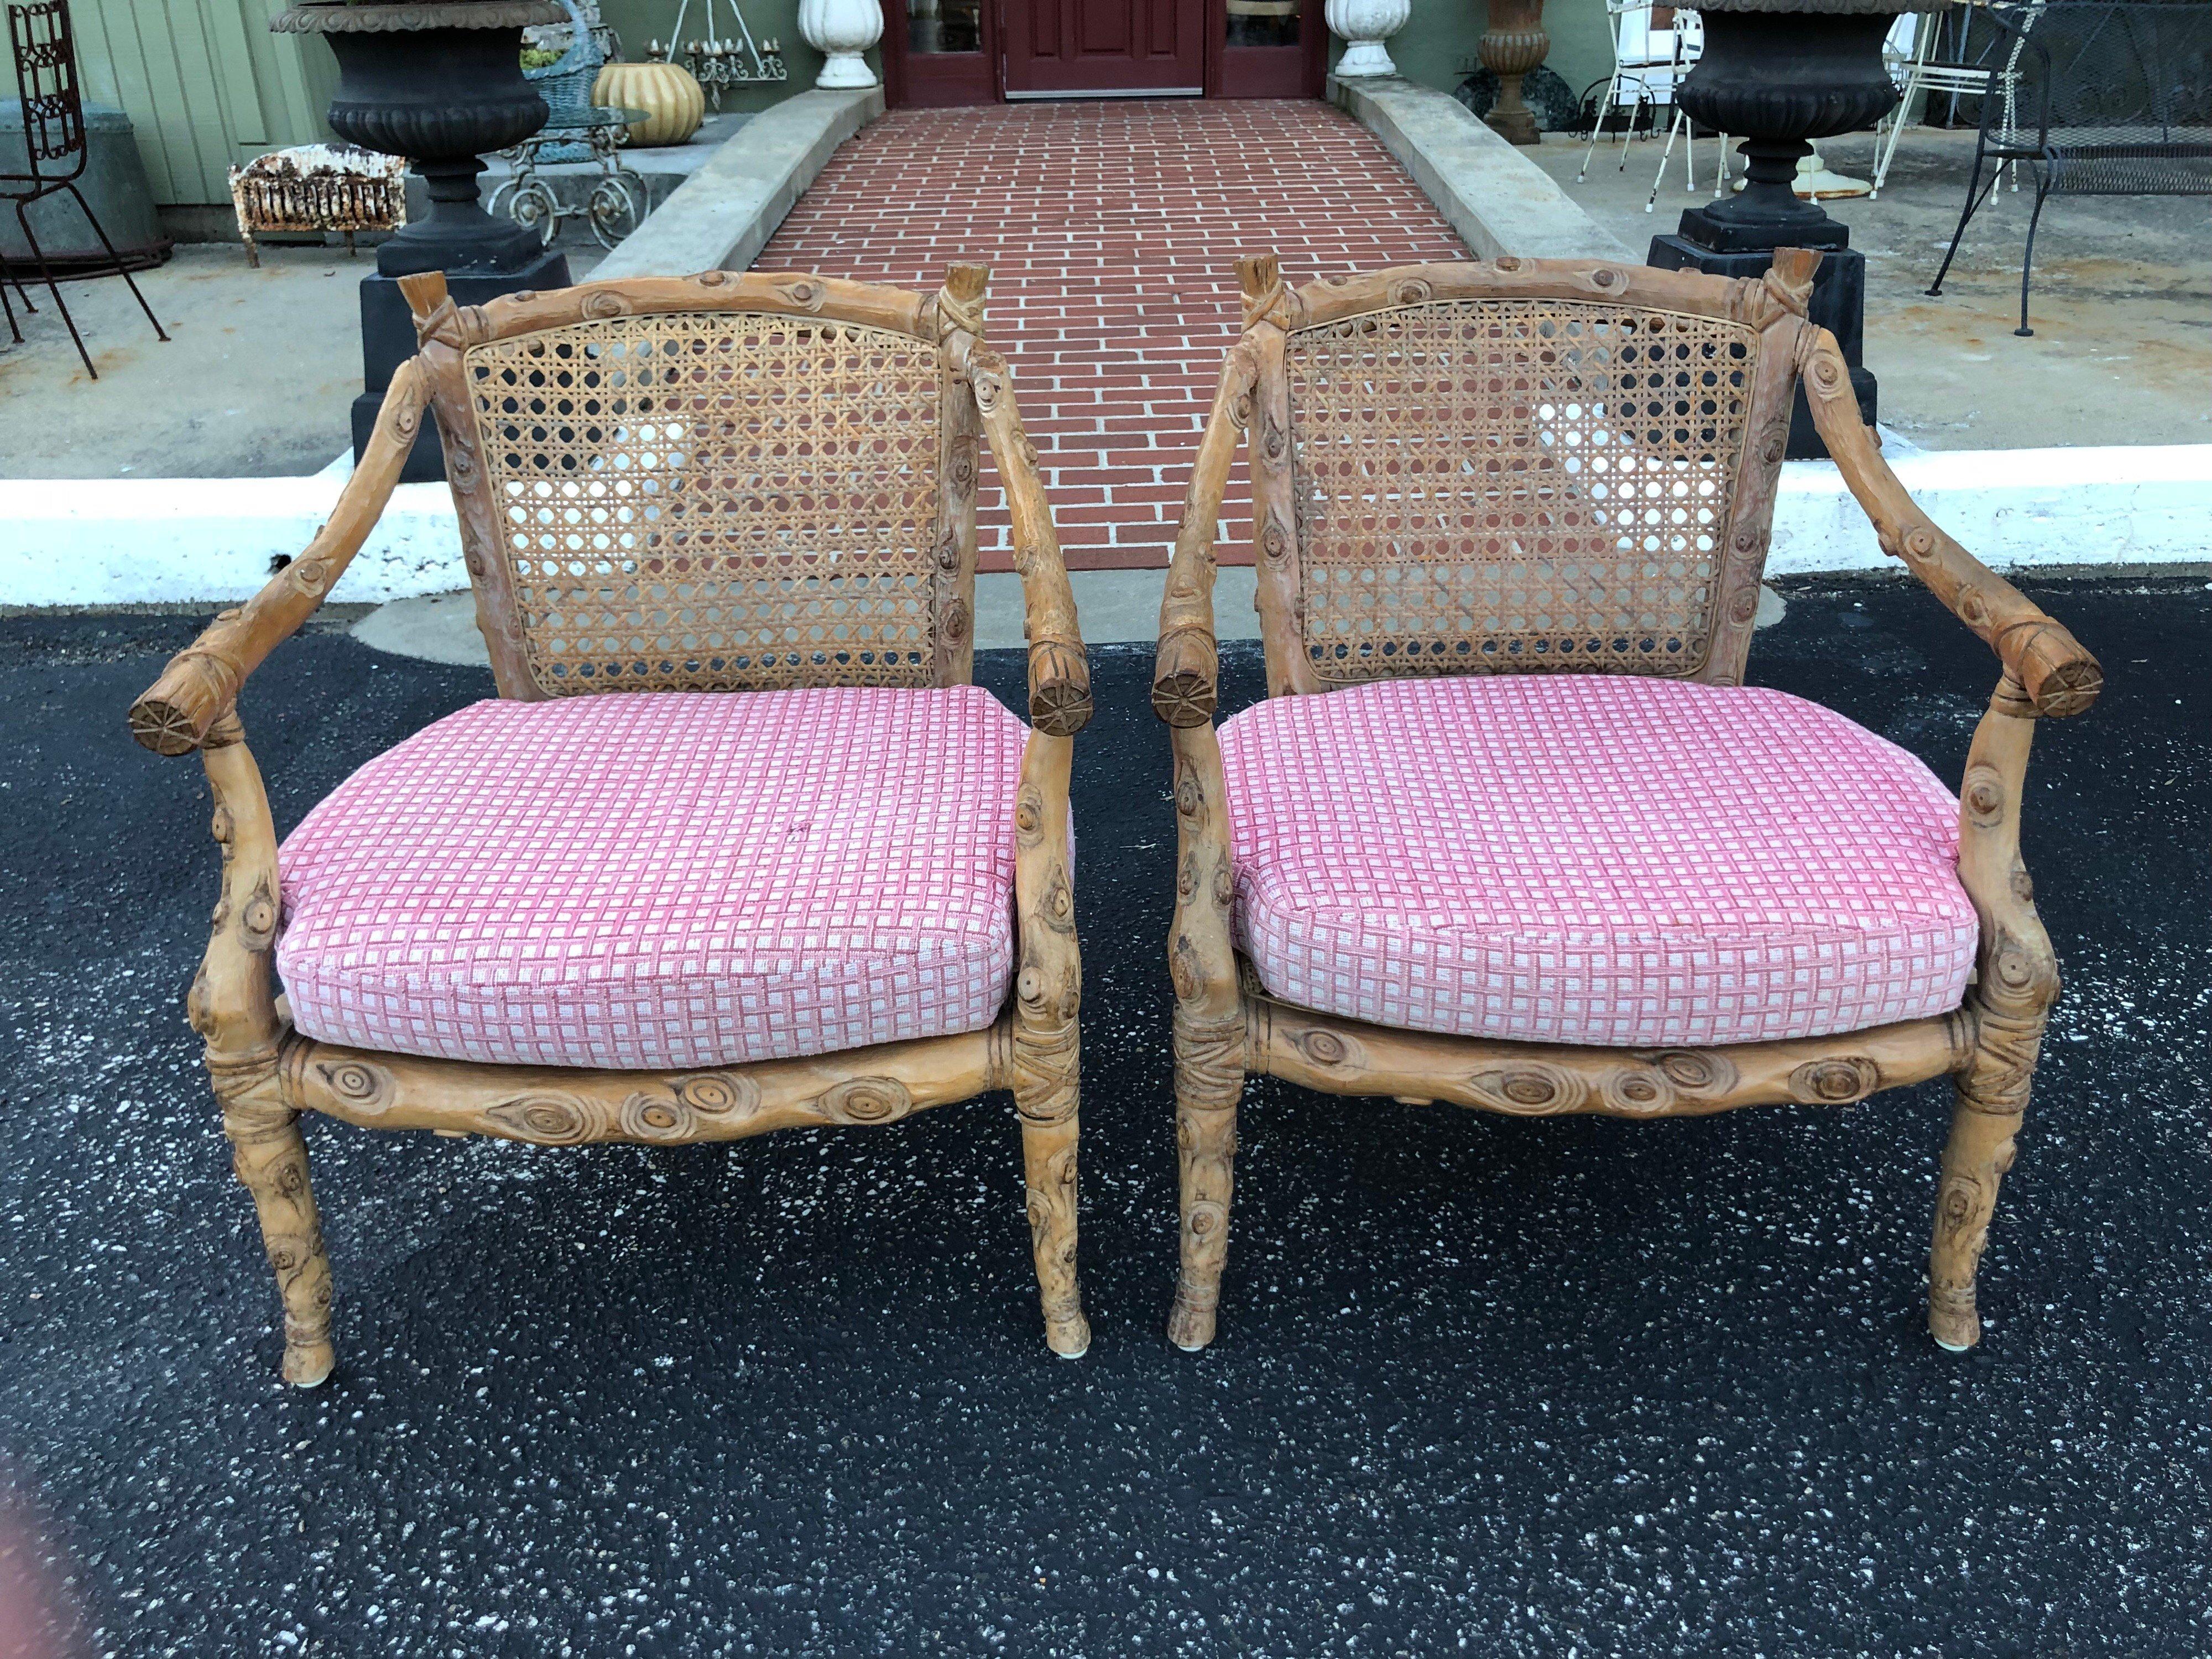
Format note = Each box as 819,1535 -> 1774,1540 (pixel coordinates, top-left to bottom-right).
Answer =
1002,0 -> 1206,96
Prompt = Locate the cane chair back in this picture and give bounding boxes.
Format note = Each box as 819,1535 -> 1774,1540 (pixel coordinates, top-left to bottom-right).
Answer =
404,272 -> 982,700
1257,260 -> 1811,695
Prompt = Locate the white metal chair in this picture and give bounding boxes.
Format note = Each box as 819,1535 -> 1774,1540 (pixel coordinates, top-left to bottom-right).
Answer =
1872,1 -> 2045,197
1578,1 -> 1691,183
1640,11 -> 1731,210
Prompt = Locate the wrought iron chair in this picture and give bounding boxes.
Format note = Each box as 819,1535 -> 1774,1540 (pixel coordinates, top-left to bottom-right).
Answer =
1155,252 -> 2100,1354
131,265 -> 1093,1384
2,0 -> 168,378
1928,1 -> 2212,335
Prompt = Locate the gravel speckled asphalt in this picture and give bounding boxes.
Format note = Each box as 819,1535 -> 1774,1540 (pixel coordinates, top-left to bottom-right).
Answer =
1,580 -> 2206,1657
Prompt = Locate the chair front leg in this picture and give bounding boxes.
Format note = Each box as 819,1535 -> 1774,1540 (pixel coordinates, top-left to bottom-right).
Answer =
196,723 -> 335,1385
1165,723 -> 1246,1352
1929,675 -> 2059,1350
1169,1006 -> 1245,1352
1011,731 -> 1090,1358
1012,1018 -> 1088,1358
222,1091 -> 336,1387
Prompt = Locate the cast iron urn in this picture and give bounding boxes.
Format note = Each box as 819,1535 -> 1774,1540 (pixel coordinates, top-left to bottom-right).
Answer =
1646,0 -> 1949,456
274,0 -> 573,478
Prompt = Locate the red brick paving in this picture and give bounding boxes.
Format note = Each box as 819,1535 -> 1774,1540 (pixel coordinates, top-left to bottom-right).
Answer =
758,100 -> 1467,571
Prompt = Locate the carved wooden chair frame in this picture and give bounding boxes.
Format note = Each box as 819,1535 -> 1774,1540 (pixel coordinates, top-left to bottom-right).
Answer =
1152,251 -> 2101,1354
131,265 -> 1095,1383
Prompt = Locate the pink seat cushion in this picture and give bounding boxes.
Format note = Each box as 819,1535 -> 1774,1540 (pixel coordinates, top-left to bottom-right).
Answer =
1219,675 -> 1976,1048
277,686 -> 1030,1070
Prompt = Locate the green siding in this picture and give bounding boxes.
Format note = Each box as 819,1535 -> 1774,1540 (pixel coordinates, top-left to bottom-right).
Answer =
24,0 -> 335,206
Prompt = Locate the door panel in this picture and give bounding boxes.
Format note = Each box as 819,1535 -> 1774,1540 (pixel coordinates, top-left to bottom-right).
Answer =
883,0 -> 999,107
1214,0 -> 1325,96
1004,0 -> 1205,96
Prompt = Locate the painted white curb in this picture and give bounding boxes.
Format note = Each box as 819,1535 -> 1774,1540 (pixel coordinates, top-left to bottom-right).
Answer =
1771,442 -> 2212,577
2,443 -> 2206,608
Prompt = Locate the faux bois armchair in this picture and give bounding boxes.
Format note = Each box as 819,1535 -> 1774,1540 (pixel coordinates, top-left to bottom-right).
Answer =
132,265 -> 1094,1383
1155,251 -> 2100,1354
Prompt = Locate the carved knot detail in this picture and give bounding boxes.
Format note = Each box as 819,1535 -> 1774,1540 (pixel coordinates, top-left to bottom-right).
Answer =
1240,270 -> 1287,329
937,284 -> 985,341
1174,1005 -> 1246,1104
1011,1018 -> 1079,1121
818,1077 -> 915,1124
1788,1056 -> 1880,1105
1761,264 -> 1815,319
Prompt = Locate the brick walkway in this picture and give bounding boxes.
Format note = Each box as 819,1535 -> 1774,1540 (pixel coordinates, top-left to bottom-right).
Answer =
759,100 -> 1467,571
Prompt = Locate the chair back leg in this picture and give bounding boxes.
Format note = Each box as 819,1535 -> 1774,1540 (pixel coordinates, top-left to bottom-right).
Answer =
2014,177 -> 2053,336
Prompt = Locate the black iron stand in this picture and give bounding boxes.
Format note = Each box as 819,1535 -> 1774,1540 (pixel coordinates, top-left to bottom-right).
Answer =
1646,7 -> 1900,458
279,6 -> 572,482
354,150 -> 567,484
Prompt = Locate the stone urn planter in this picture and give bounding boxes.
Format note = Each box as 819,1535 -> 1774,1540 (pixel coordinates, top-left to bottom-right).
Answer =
1326,0 -> 1410,77
797,0 -> 884,89
1648,0 -> 1947,457
273,0 -> 566,276
1478,0 -> 1550,145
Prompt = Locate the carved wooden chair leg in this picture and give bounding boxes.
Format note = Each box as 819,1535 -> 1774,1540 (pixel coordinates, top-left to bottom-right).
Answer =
1015,1070 -> 1090,1358
1927,676 -> 2060,1351
1168,1009 -> 1245,1351
221,1093 -> 336,1386
1928,1078 -> 2027,1351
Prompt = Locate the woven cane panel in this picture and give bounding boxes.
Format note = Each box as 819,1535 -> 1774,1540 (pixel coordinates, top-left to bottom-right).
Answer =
463,312 -> 945,694
1284,300 -> 1761,688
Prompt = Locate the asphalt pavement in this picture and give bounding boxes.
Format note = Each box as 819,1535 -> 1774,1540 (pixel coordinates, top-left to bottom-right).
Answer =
0,577 -> 2205,1657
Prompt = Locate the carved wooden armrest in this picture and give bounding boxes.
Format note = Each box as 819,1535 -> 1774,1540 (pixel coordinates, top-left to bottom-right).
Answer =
947,340 -> 1088,740
1801,328 -> 2101,719
1153,344 -> 1260,728
130,362 -> 431,754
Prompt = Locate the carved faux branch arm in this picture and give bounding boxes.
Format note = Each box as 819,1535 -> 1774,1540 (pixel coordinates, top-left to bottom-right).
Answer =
967,348 -> 1091,738
933,264 -> 1089,739
1152,343 -> 1259,727
130,359 -> 431,755
1801,327 -> 2101,719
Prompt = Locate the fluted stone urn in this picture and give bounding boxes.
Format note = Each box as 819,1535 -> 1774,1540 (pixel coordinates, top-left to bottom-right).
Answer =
1647,0 -> 1950,457
274,0 -> 573,479
1477,0 -> 1549,146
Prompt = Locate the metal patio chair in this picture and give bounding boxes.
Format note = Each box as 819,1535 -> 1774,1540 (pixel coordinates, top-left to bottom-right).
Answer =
130,265 -> 1094,1384
1928,0 -> 2212,335
2,0 -> 168,378
1155,251 -> 2101,1355
1578,0 -> 1694,182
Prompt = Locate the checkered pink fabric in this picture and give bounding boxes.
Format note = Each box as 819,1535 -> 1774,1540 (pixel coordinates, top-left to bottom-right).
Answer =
1219,675 -> 1976,1048
276,687 -> 1030,1070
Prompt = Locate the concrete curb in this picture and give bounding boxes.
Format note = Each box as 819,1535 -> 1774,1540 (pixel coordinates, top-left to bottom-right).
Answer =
1328,74 -> 1635,263
588,86 -> 884,280
5,444 -> 2205,608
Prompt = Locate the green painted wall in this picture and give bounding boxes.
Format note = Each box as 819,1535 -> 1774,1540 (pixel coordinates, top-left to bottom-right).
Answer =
1327,0 -> 1614,117
3,0 -> 338,205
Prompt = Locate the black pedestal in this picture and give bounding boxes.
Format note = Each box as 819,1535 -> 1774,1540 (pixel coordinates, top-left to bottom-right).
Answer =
1648,230 -> 1876,460
353,246 -> 570,483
